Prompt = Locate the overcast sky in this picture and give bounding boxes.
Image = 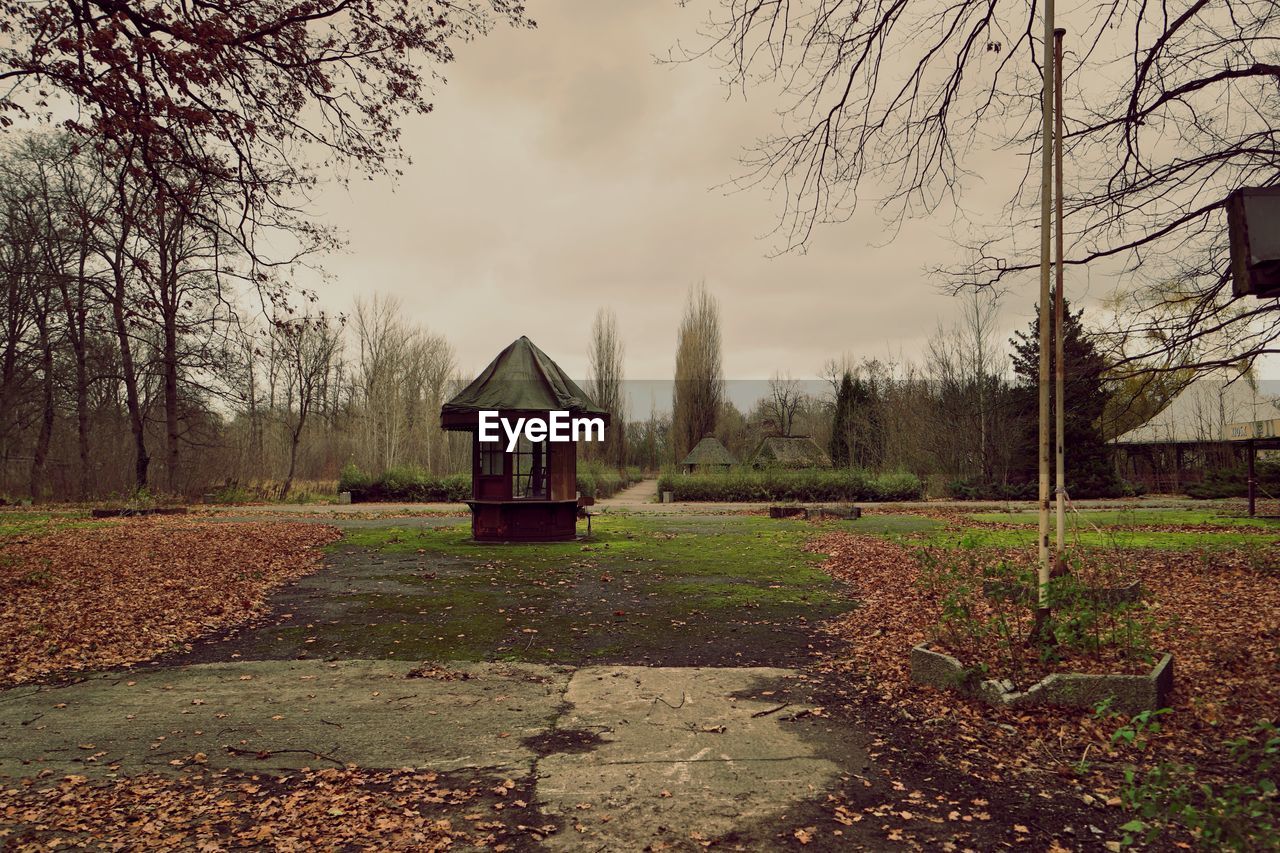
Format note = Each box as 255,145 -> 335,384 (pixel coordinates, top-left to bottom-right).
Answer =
301,0 -> 1102,384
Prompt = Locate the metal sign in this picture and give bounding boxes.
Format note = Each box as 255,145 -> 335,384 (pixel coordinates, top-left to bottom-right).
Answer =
1226,418 -> 1280,440
1228,187 -> 1280,298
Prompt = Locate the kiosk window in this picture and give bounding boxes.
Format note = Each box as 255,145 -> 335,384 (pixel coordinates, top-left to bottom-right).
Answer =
479,441 -> 504,476
511,436 -> 548,499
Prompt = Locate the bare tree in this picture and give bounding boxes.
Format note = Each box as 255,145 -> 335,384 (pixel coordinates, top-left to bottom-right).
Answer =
686,0 -> 1280,374
821,355 -> 855,402
0,150 -> 41,486
927,289 -> 1014,484
673,282 -> 725,460
762,372 -> 805,436
31,136 -> 101,499
925,291 -> 1019,485
353,295 -> 411,471
276,315 -> 343,500
351,294 -> 455,475
407,332 -> 459,475
587,308 -> 626,465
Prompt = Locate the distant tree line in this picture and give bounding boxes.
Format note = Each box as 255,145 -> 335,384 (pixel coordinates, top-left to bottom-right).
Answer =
654,283 -> 1136,499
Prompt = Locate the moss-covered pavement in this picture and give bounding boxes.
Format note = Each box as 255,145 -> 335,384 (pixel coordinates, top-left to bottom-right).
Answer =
172,515 -> 851,669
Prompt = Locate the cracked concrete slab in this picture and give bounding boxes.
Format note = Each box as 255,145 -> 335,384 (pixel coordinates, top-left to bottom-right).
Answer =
0,660 -> 570,779
1,661 -> 865,849
538,666 -> 865,850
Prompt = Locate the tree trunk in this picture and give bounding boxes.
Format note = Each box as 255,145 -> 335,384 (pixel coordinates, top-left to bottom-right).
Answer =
0,262 -> 28,461
280,419 -> 305,501
28,314 -> 54,503
163,311 -> 180,495
246,348 -> 260,475
75,354 -> 89,499
111,272 -> 149,491
61,253 -> 92,501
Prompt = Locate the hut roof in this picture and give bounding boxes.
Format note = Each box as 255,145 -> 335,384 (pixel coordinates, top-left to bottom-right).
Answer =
441,336 -> 608,428
750,435 -> 832,468
680,436 -> 736,467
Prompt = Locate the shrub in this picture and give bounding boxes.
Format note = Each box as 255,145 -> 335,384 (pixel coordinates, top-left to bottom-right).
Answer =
916,543 -> 1161,687
208,484 -> 253,504
1187,459 -> 1280,499
1118,720 -> 1279,850
348,460 -> 642,503
656,466 -> 923,502
945,478 -> 1037,501
338,463 -> 372,494
348,466 -> 470,502
945,476 -> 1145,500
576,467 -> 598,500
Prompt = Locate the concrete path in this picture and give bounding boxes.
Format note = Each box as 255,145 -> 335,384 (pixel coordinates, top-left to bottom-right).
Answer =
597,478 -> 658,508
0,660 -> 862,850
200,492 -> 1219,519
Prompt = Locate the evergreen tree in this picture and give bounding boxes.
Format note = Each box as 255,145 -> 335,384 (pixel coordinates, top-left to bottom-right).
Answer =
1010,296 -> 1124,498
830,372 -> 855,467
850,373 -> 885,470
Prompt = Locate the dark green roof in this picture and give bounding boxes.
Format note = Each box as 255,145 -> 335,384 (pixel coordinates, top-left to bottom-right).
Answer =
681,436 -> 736,467
441,336 -> 607,426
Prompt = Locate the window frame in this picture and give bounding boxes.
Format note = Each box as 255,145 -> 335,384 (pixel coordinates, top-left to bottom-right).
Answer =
510,434 -> 549,500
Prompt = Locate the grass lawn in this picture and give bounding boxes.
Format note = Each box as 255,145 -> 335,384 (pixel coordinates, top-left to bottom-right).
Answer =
843,514 -> 946,536
945,507 -> 1280,549
920,527 -> 1280,549
176,507 -> 1278,675
0,509 -> 93,540
968,508 -> 1280,527
182,514 -> 854,669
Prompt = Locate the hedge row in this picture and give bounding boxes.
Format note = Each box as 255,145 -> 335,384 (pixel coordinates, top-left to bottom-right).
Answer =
944,478 -> 1037,501
338,462 -> 645,503
1186,461 -> 1280,499
657,466 -> 923,502
339,465 -> 470,502
945,476 -> 1145,500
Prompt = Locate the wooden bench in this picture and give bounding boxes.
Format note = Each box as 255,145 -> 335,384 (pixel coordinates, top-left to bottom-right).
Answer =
577,495 -> 596,535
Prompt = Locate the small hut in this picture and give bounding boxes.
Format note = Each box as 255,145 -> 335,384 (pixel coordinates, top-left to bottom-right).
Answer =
680,436 -> 736,473
440,336 -> 609,542
749,435 -> 832,469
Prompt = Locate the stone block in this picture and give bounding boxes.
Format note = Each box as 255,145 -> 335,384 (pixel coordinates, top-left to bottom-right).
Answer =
909,643 -> 1173,715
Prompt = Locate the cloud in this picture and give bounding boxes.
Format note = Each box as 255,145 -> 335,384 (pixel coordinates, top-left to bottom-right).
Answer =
300,0 -> 1045,383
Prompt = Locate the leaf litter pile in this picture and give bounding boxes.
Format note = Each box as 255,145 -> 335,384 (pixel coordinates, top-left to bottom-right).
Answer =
808,532 -> 1279,824
0,518 -> 340,685
0,766 -> 543,851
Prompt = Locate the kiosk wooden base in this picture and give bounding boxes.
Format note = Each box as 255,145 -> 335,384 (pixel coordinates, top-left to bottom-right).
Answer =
467,499 -> 579,542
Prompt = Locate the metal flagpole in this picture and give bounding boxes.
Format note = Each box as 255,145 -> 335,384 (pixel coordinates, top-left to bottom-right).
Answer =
1054,28 -> 1067,573
1036,0 -> 1056,633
